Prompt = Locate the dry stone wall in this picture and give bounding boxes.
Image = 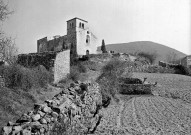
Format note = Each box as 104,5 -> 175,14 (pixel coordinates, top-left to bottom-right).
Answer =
1,81 -> 103,135
54,50 -> 70,84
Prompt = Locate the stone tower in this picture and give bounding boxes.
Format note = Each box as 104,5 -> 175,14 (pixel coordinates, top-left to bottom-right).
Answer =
67,17 -> 98,56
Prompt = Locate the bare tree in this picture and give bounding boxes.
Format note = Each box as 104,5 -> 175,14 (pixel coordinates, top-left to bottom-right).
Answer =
0,37 -> 18,64
0,0 -> 17,64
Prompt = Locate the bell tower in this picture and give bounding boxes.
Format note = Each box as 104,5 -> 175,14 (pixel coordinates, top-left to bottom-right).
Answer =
67,17 -> 89,56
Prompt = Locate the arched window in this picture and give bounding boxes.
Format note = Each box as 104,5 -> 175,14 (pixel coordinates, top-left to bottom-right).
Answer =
86,50 -> 89,55
86,35 -> 90,44
79,22 -> 81,28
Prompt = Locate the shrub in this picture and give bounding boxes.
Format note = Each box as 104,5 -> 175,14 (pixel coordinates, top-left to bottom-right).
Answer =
77,63 -> 87,73
0,64 -> 52,91
137,52 -> 157,64
171,65 -> 191,76
142,65 -> 175,74
68,66 -> 80,81
81,61 -> 101,71
97,58 -> 132,102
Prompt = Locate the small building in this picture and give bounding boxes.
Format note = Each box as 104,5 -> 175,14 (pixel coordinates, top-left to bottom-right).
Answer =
180,55 -> 191,68
37,17 -> 98,56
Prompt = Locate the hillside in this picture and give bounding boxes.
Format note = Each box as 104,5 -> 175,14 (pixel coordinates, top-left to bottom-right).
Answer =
97,41 -> 186,64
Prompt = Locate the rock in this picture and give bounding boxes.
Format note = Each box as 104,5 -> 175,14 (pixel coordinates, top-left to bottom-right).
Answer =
44,117 -> 51,123
31,122 -> 41,134
42,106 -> 52,113
50,100 -> 58,106
30,121 -> 42,130
75,80 -> 81,84
12,126 -> 22,134
2,126 -> 12,135
38,111 -> 45,117
45,100 -> 53,106
32,114 -> 41,121
51,112 -> 58,118
51,106 -> 61,114
40,128 -> 45,134
21,122 -> 31,129
21,128 -> 31,135
54,94 -> 61,100
39,118 -> 47,124
34,103 -> 44,111
51,117 -> 57,122
27,111 -> 33,116
58,114 -> 64,119
55,100 -> 60,105
70,83 -> 75,88
7,121 -> 16,126
16,114 -> 31,123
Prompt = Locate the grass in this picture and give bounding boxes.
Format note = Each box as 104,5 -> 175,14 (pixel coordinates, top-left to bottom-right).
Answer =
0,87 -> 35,128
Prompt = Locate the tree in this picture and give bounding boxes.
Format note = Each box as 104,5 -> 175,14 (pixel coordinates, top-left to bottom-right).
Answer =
101,39 -> 107,53
0,0 -> 17,65
0,37 -> 17,64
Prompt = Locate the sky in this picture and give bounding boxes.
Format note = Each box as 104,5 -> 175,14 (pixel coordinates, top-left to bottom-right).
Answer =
2,0 -> 191,54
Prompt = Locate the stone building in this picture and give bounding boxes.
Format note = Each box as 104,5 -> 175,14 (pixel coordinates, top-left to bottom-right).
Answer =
180,55 -> 191,67
37,17 -> 98,56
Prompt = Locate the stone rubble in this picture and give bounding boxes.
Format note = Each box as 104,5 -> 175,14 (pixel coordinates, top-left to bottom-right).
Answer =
1,81 -> 103,135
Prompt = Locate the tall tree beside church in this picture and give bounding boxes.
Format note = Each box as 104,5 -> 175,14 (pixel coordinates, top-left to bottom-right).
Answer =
101,39 -> 107,53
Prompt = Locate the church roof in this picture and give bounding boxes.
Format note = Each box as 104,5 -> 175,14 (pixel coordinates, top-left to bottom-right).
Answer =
67,17 -> 88,23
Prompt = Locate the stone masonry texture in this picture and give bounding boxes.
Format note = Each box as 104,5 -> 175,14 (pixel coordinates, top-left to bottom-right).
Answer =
1,81 -> 103,135
54,50 -> 70,84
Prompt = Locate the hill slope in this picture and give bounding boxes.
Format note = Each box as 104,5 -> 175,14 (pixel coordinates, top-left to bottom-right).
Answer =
97,41 -> 186,64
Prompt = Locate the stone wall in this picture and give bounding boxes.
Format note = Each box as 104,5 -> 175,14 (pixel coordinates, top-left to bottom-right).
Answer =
37,36 -> 68,53
1,82 -> 103,135
17,52 -> 57,70
54,50 -> 70,84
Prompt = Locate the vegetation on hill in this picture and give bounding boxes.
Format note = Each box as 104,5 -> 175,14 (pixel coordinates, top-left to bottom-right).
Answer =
0,64 -> 52,90
97,58 -> 132,102
97,41 -> 186,64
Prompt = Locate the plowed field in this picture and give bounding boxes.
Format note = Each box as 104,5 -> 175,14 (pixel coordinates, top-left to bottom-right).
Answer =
96,96 -> 191,135
95,73 -> 191,135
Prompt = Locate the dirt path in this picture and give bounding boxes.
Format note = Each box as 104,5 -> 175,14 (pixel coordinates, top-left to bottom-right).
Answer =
116,100 -> 125,128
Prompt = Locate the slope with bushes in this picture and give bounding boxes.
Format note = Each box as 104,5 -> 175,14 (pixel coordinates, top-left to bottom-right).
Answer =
97,41 -> 186,64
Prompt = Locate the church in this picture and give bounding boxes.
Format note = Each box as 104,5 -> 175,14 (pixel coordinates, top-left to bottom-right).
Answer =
37,17 -> 98,56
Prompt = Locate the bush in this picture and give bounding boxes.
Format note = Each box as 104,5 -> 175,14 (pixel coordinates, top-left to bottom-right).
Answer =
81,61 -> 101,71
68,66 -> 80,81
97,58 -> 132,102
0,64 -> 52,91
137,52 -> 157,64
77,63 -> 87,73
142,65 -> 175,74
170,65 -> 191,76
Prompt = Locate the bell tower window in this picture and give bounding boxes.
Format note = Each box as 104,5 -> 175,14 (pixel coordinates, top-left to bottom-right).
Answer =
82,23 -> 84,29
79,22 -> 81,28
